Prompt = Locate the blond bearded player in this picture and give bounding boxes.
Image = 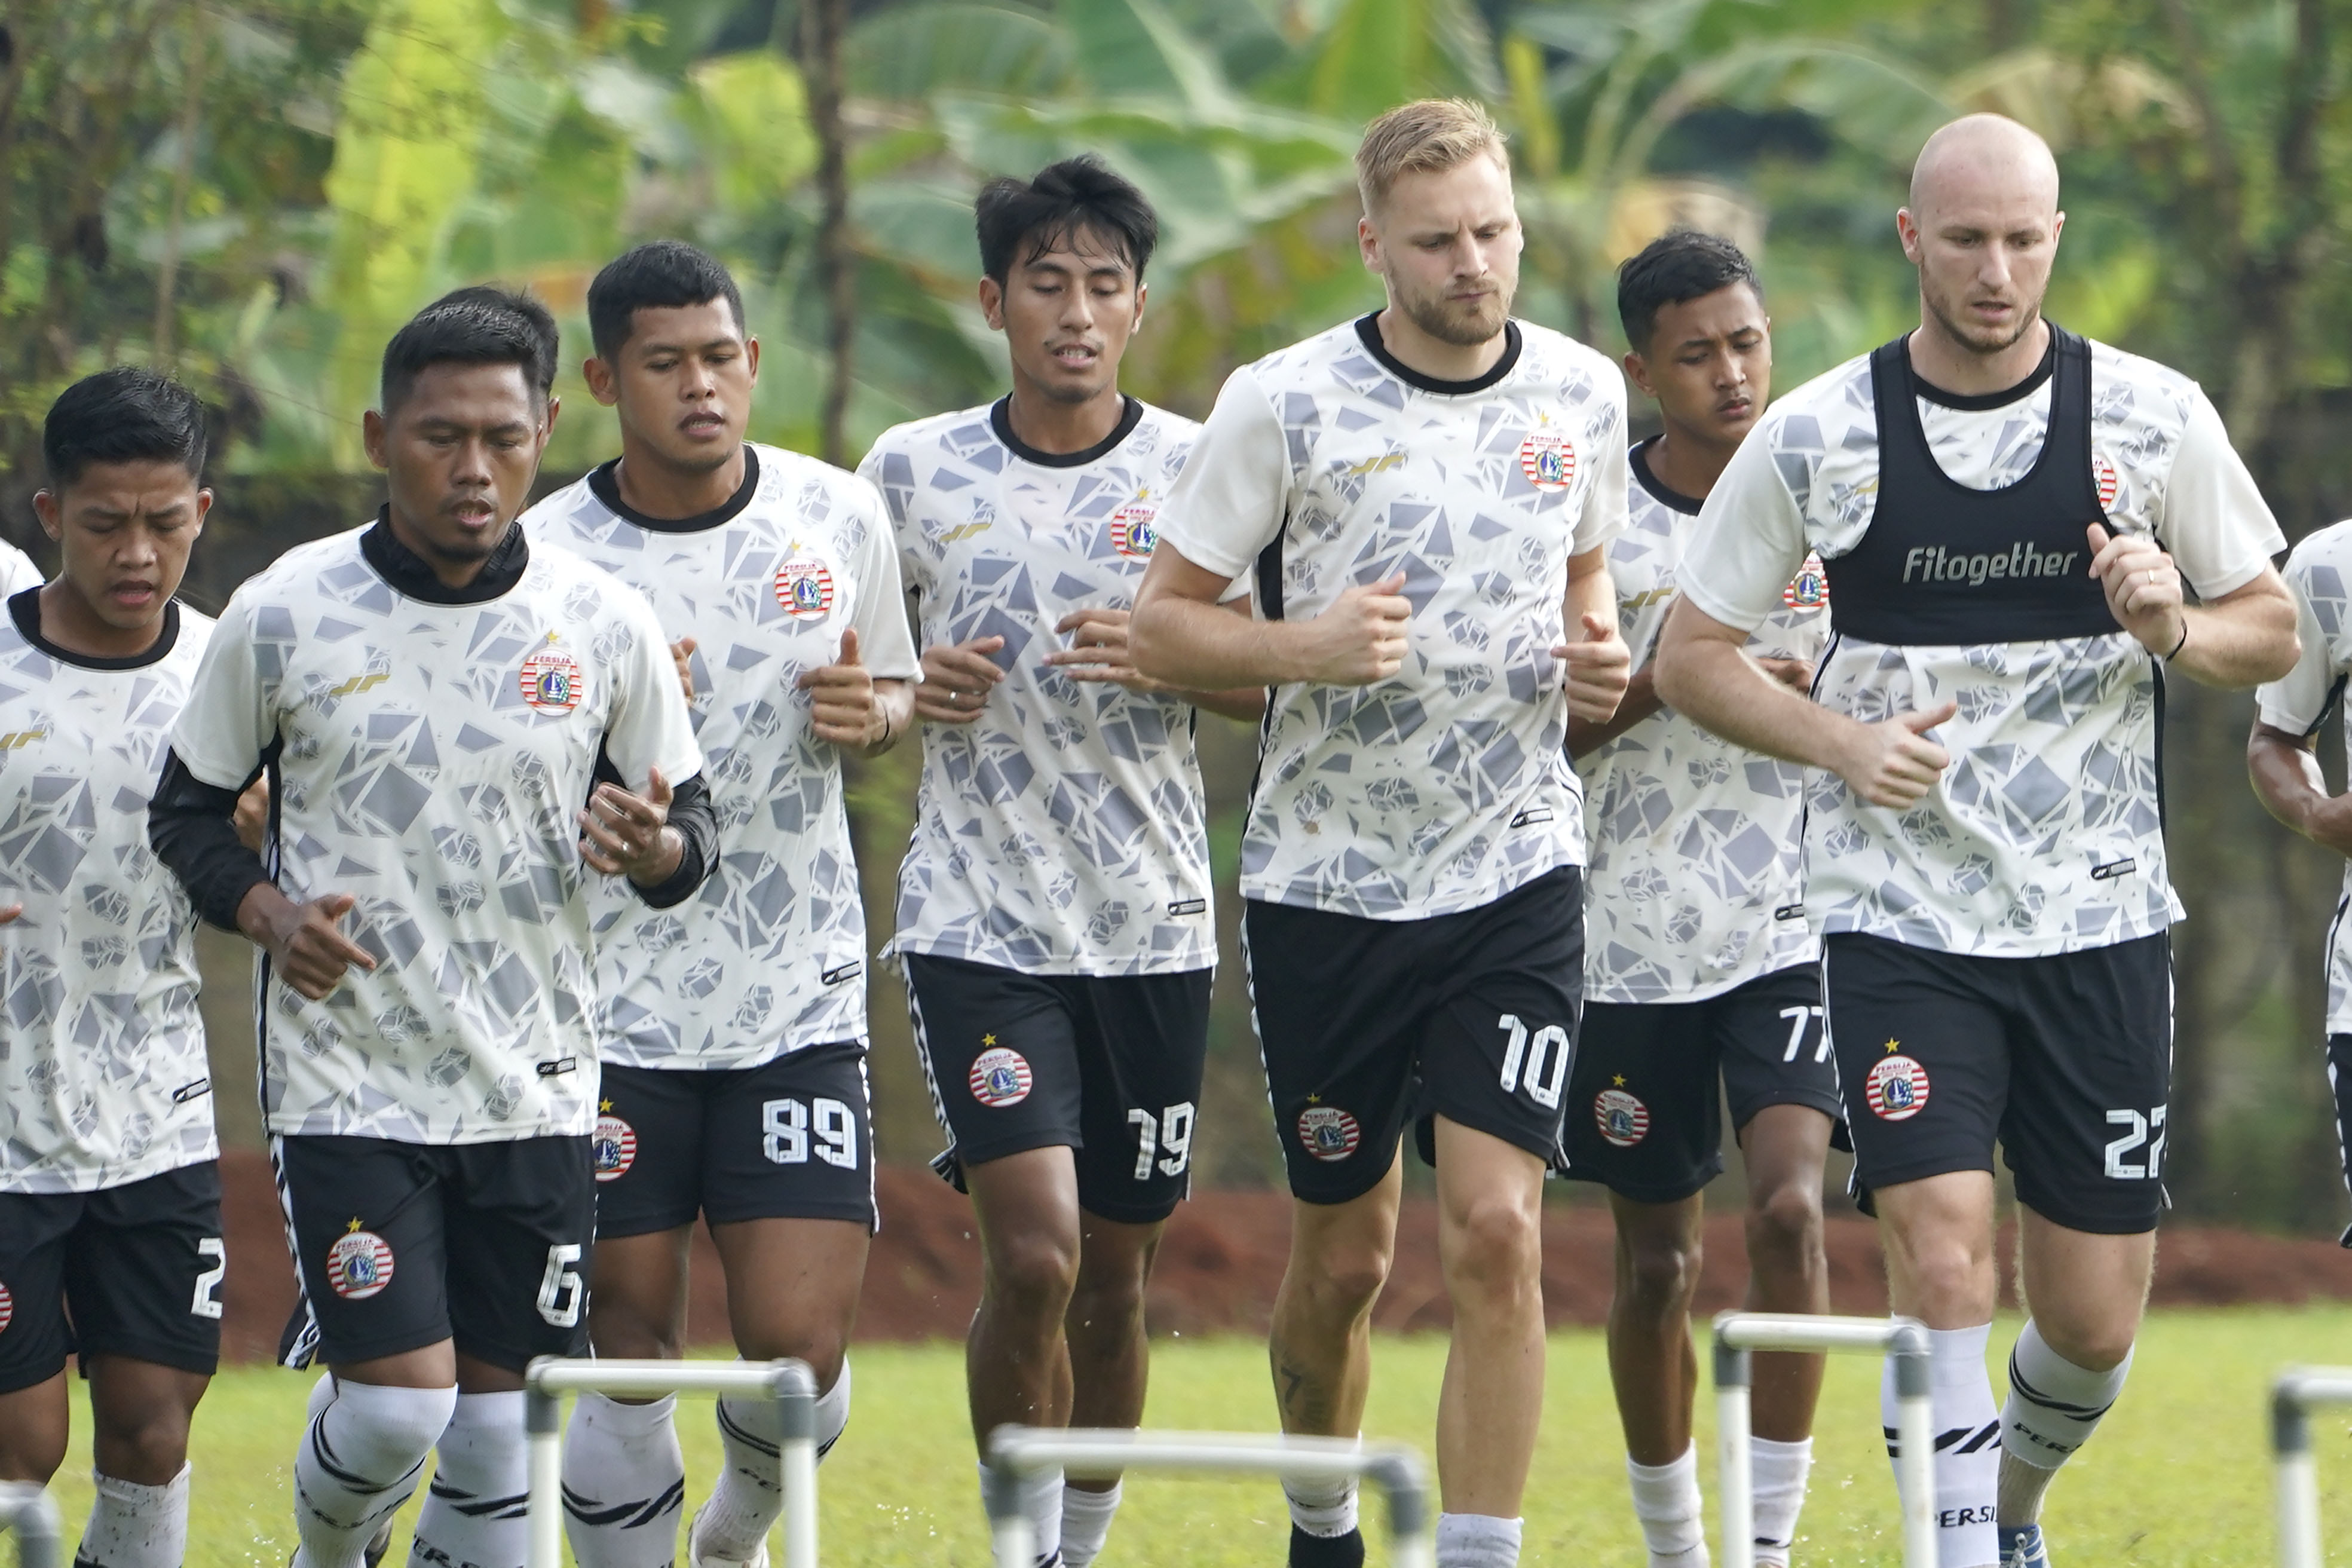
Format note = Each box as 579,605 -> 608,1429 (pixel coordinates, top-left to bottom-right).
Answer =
1134,100 -> 1631,1568
1655,115 -> 2296,1568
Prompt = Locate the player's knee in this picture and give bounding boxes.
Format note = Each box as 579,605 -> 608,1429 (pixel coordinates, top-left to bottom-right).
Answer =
588,1306 -> 685,1362
1744,1179 -> 1823,1267
987,1225 -> 1082,1317
1067,1261 -> 1149,1334
1444,1194 -> 1543,1296
1621,1230 -> 1702,1314
1895,1234 -> 1992,1316
1290,1241 -> 1391,1320
94,1404 -> 192,1483
2033,1314 -> 2137,1374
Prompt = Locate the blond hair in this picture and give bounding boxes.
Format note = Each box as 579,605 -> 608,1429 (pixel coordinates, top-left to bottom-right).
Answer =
1355,99 -> 1509,213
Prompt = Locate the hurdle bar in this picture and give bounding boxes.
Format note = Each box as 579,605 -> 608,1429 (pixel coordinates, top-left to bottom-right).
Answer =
523,1356 -> 819,1568
2270,1365 -> 2352,1567
985,1426 -> 1433,1568
1713,1312 -> 1936,1568
0,1483 -> 60,1568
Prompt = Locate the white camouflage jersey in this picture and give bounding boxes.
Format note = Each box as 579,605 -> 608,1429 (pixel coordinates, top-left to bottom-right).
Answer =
0,541 -> 41,596
866,398 -> 1216,975
0,595 -> 217,1192
2259,522 -> 2352,1031
1582,443 -> 1826,1003
172,525 -> 702,1143
1154,316 -> 1629,920
1682,333 -> 2284,957
525,444 -> 917,1065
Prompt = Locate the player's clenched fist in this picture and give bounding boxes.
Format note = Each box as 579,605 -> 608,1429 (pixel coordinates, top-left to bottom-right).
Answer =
1299,572 -> 1412,685
1554,611 -> 1633,722
2085,522 -> 2186,658
1834,700 -> 1957,810
916,633 -> 1007,724
798,627 -> 883,746
243,890 -> 378,1001
579,766 -> 680,883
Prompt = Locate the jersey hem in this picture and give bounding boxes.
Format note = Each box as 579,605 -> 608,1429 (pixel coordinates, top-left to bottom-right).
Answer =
883,933 -> 1218,978
1816,905 -> 2180,958
261,1117 -> 595,1144
1585,948 -> 1824,1006
0,1141 -> 221,1195
1239,854 -> 1582,923
598,1031 -> 872,1071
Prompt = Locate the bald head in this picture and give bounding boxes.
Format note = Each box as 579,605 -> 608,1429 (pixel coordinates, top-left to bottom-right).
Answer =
1908,114 -> 2060,220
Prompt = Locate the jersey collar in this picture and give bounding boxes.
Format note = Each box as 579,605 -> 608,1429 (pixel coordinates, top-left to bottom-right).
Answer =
7,586 -> 180,670
990,395 -> 1144,468
1353,313 -> 1522,396
587,445 -> 761,534
362,507 -> 530,605
1910,331 -> 2057,412
1630,437 -> 1705,517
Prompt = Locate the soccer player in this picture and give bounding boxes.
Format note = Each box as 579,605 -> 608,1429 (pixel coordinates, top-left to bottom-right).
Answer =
525,240 -> 917,1568
149,290 -> 713,1568
866,156 -> 1260,1568
1652,115 -> 2296,1568
1566,231 -> 1836,1568
1131,100 -> 1632,1568
0,368 -> 220,1568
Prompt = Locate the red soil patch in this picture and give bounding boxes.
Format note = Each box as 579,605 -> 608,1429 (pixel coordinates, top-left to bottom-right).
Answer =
215,1151 -> 2352,1360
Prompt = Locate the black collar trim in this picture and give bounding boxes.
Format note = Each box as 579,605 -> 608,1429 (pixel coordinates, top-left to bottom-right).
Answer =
1911,332 -> 2057,412
587,446 -> 761,534
1630,437 -> 1704,516
1353,313 -> 1522,395
361,507 -> 529,605
8,587 -> 180,670
990,396 -> 1144,468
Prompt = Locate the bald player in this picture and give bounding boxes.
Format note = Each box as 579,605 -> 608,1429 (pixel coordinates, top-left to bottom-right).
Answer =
1655,115 -> 2295,1568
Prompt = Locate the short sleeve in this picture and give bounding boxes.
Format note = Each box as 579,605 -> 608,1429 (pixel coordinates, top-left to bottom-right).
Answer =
1673,418 -> 1812,633
1152,366 -> 1291,581
170,590 -> 276,791
1573,419 -> 1630,556
2258,537 -> 2350,736
0,542 -> 42,595
601,585 -> 706,793
2160,389 -> 2288,600
845,477 -> 919,681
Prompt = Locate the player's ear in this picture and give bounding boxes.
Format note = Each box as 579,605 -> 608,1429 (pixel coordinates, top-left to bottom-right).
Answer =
1357,212 -> 1381,274
1621,349 -> 1655,399
540,394 -> 562,445
362,408 -> 389,472
190,486 -> 213,539
581,356 -> 620,408
30,489 -> 60,543
977,275 -> 1006,331
744,335 -> 760,383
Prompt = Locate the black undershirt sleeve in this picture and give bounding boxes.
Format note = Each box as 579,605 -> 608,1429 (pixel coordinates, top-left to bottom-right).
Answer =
148,746 -> 275,932
587,745 -> 717,910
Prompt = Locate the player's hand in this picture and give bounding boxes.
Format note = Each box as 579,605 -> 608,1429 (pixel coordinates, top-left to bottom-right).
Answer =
1835,701 -> 1958,810
670,637 -> 699,704
2087,523 -> 2186,657
256,893 -> 377,1001
1553,611 -> 1633,722
1754,655 -> 1815,694
1299,572 -> 1411,686
916,635 -> 1007,724
233,774 -> 272,854
580,766 -> 681,884
798,628 -> 884,747
0,904 -> 22,926
1043,607 -> 1167,693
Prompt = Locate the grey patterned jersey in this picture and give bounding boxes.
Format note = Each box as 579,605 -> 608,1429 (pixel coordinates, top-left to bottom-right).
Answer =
0,599 -> 217,1193
1582,445 -> 1827,1003
1154,317 -> 1630,920
1681,336 -> 2285,956
523,445 -> 917,1065
0,543 -> 41,596
865,400 -> 1216,975
2259,522 -> 2352,1030
171,526 -> 703,1143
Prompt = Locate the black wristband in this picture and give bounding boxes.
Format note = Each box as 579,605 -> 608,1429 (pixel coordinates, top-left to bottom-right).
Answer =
2164,620 -> 2189,661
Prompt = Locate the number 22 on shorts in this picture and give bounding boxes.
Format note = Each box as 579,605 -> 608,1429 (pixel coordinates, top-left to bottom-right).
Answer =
1497,1013 -> 1570,1110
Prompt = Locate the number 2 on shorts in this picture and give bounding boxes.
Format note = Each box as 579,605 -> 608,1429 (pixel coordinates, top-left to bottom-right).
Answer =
1497,1013 -> 1570,1110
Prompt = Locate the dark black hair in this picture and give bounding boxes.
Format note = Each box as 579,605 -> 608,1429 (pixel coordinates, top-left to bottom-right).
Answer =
1616,231 -> 1762,351
42,366 -> 208,488
975,155 -> 1159,285
380,289 -> 553,414
587,241 -> 746,362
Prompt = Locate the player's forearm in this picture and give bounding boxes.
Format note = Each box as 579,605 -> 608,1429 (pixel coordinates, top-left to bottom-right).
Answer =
859,679 -> 917,758
1567,664 -> 1663,758
2248,724 -> 2335,840
627,774 -> 716,908
2166,582 -> 2300,688
1187,685 -> 1269,722
148,749 -> 272,931
1655,629 -> 1864,774
1132,593 -> 1315,690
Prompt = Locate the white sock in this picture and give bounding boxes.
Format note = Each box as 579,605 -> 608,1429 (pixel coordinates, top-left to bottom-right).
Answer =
291,1380 -> 455,1568
562,1393 -> 684,1568
1750,1436 -> 1812,1568
979,1460 -> 1064,1566
1999,1320 -> 2132,1524
1283,1474 -> 1359,1538
696,1394 -> 785,1560
76,1464 -> 190,1568
1059,1481 -> 1122,1567
816,1359 -> 852,1461
1436,1512 -> 1523,1568
1884,1324 -> 1998,1568
410,1390 -> 529,1568
1627,1445 -> 1707,1566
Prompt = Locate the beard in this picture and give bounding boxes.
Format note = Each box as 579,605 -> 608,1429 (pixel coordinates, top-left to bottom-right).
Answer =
1920,270 -> 2044,357
1391,271 -> 1514,348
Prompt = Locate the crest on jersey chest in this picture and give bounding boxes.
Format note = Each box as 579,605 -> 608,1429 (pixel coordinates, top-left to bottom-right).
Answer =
1518,424 -> 1579,493
1109,493 -> 1159,559
519,637 -> 584,716
2093,454 -> 2121,511
774,549 -> 838,621
1783,550 -> 1830,610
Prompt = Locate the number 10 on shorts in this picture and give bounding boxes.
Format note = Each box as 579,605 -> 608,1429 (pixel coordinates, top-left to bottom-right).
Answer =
1498,1013 -> 1570,1110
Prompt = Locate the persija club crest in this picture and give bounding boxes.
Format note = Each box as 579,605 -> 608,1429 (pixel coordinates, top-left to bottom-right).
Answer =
1594,1089 -> 1650,1148
519,647 -> 583,715
1784,550 -> 1830,610
1518,429 -> 1578,492
326,1228 -> 396,1300
2093,454 -> 2121,511
776,557 -> 837,620
1296,1105 -> 1362,1162
1866,1053 -> 1931,1121
0,1278 -> 11,1335
1110,503 -> 1158,559
593,1114 -> 637,1182
970,1046 -> 1033,1107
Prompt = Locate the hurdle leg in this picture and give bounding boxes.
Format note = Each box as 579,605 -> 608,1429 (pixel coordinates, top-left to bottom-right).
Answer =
776,1370 -> 819,1568
2276,1388 -> 2321,1568
1889,1329 -> 1937,1568
1714,1337 -> 1756,1568
984,1457 -> 1036,1568
525,1386 -> 564,1568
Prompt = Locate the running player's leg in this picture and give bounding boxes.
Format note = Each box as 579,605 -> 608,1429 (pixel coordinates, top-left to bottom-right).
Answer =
0,1190 -> 78,1486
1058,1214 -> 1160,1568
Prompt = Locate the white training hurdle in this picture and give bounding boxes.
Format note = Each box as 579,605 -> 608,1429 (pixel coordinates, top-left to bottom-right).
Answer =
0,1483 -> 60,1568
2269,1365 -> 2352,1568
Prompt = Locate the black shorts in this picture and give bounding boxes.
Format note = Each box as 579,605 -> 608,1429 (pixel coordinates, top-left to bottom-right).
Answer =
0,1163 -> 224,1395
594,1046 -> 878,1238
274,1134 -> 596,1372
1823,931 -> 2172,1234
1563,966 -> 1843,1204
1245,868 -> 1585,1205
904,954 -> 1212,1226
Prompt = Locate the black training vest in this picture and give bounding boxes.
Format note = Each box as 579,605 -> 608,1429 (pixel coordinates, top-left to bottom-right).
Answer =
1822,325 -> 2116,645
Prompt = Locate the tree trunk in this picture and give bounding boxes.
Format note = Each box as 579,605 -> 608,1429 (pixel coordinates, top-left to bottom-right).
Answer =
801,0 -> 853,467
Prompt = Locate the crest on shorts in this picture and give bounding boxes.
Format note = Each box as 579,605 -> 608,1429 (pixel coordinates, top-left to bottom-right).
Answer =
519,645 -> 583,715
2093,454 -> 2121,511
1518,428 -> 1578,493
1865,1051 -> 1931,1122
970,1043 -> 1033,1108
0,1278 -> 12,1336
1594,1088 -> 1650,1149
325,1226 -> 396,1301
593,1111 -> 637,1183
1296,1105 -> 1362,1162
1783,550 -> 1830,611
1110,498 -> 1158,560
774,556 -> 837,620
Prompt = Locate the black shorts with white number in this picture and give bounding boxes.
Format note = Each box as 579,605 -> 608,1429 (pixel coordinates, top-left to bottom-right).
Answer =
904,954 -> 1212,1226
1823,931 -> 2172,1234
0,1162 -> 225,1394
274,1134 -> 595,1372
593,1046 -> 877,1238
1563,965 -> 1843,1204
1245,867 -> 1585,1205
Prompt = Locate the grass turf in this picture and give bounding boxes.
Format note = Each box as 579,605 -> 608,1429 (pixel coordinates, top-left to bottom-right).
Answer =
29,1307 -> 2352,1564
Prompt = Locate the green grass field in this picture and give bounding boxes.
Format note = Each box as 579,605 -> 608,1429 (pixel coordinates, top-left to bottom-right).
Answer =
29,1307 -> 2352,1564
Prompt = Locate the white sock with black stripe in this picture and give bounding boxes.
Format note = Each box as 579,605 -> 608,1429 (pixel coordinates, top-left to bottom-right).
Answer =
561,1393 -> 685,1567
411,1391 -> 531,1568
290,1379 -> 454,1568
1997,1319 -> 2132,1525
1882,1324 -> 1998,1568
